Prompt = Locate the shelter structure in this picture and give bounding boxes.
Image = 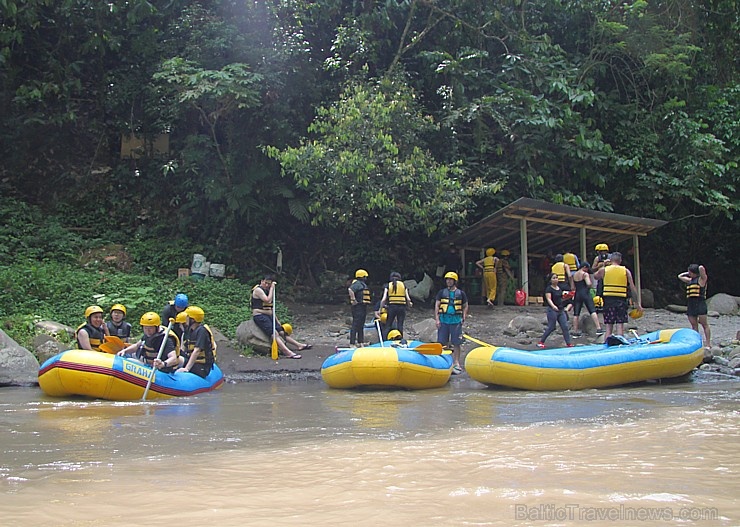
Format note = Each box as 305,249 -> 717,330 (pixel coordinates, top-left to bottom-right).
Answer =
445,198 -> 667,303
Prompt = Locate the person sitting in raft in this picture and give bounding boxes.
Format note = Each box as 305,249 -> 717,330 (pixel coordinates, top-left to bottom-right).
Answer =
161,293 -> 189,327
106,304 -> 132,343
379,271 -> 413,340
537,272 -> 575,349
117,312 -> 180,373
76,305 -> 111,352
252,274 -> 310,358
177,306 -> 217,378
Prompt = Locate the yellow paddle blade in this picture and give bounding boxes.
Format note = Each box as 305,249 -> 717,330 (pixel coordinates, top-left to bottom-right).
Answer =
271,338 -> 279,360
413,343 -> 444,355
101,335 -> 125,353
98,343 -> 118,354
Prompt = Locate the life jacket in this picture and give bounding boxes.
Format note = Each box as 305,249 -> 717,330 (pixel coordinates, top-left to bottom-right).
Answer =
184,324 -> 216,366
482,256 -> 496,273
603,265 -> 628,297
350,279 -> 371,304
563,253 -> 578,269
251,285 -> 273,310
106,321 -> 132,341
438,288 -> 464,315
686,277 -> 706,300
139,328 -> 180,364
551,262 -> 567,283
495,258 -> 510,275
387,281 -> 407,305
75,322 -> 106,352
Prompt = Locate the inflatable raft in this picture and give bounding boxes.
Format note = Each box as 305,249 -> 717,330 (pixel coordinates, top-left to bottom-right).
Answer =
38,349 -> 224,400
465,328 -> 704,391
321,340 -> 453,390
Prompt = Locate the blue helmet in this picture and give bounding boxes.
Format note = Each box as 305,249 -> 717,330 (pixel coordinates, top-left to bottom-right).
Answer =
174,293 -> 189,309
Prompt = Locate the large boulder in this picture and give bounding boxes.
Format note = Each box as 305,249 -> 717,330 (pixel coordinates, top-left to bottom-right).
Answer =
412,318 -> 438,342
0,329 -> 40,386
35,320 -> 75,338
236,319 -> 272,355
507,315 -> 542,334
707,293 -> 738,315
640,289 -> 655,308
666,304 -> 688,314
407,273 -> 434,303
33,334 -> 64,364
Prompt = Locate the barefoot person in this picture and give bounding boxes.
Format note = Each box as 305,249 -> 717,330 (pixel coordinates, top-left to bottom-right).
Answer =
678,264 -> 711,347
252,274 -> 310,358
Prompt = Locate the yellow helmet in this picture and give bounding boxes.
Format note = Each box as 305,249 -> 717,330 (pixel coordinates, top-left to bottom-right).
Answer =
593,295 -> 603,308
140,312 -> 161,327
355,269 -> 368,278
501,249 -> 510,256
444,271 -> 458,282
282,323 -> 293,335
186,305 -> 205,323
387,329 -> 402,340
629,307 -> 644,319
175,311 -> 188,324
110,303 -> 127,316
485,248 -> 496,256
379,312 -> 388,324
84,305 -> 104,319
595,243 -> 609,251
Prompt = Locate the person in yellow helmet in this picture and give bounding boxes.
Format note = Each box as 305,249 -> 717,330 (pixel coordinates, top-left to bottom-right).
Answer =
591,243 -> 611,296
348,269 -> 371,347
76,305 -> 111,352
117,312 -> 180,372
476,248 -> 498,306
177,306 -> 216,378
434,271 -> 469,374
494,250 -> 515,306
106,304 -> 132,343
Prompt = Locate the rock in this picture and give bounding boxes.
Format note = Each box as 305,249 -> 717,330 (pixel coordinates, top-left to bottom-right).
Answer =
708,311 -> 720,318
707,293 -> 738,315
236,319 -> 273,355
728,357 -> 740,369
411,318 -> 438,343
0,329 -> 40,386
35,320 -> 75,338
727,347 -> 740,361
640,289 -> 655,308
502,327 -> 519,337
713,356 -> 730,366
407,273 -> 434,302
666,304 -> 688,314
577,314 -> 598,335
507,315 -> 542,333
33,335 -> 64,364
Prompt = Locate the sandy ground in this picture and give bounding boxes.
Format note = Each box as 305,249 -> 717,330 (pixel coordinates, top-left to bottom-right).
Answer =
216,302 -> 739,381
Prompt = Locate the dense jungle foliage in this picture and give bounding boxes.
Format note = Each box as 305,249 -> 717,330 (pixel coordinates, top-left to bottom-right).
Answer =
1,0 -> 738,337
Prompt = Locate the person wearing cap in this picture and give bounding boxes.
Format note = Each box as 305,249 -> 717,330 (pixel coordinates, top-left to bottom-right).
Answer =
348,269 -> 371,348
678,264 -> 711,347
434,271 -> 469,374
593,252 -> 641,338
494,250 -> 515,306
161,293 -> 189,326
177,306 -> 216,378
252,274 -> 310,358
106,304 -> 132,343
571,262 -> 604,337
476,248 -> 498,307
76,305 -> 111,352
378,271 -> 413,340
117,312 -> 180,373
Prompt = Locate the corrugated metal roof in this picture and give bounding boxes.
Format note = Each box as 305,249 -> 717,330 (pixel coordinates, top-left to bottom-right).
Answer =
446,197 -> 667,256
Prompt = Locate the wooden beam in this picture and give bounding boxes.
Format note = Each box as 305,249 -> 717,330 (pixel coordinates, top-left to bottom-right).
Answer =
503,213 -> 651,236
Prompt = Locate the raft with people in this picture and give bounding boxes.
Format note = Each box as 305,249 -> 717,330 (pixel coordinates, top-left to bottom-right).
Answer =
464,328 -> 704,391
38,349 -> 224,400
321,340 -> 453,390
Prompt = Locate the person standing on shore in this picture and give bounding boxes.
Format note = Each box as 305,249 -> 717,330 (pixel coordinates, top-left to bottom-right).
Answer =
678,264 -> 711,347
476,248 -> 498,306
593,252 -> 641,338
434,271 -> 469,374
537,272 -> 574,348
495,250 -> 515,306
379,271 -> 412,340
571,262 -> 604,337
348,269 -> 371,348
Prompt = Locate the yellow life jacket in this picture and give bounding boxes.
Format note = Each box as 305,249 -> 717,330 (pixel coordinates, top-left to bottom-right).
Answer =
185,324 -> 216,365
563,253 -> 577,268
350,279 -> 371,304
551,262 -> 567,283
482,255 -> 496,272
75,322 -> 105,352
603,265 -> 628,297
438,288 -> 464,315
686,277 -> 705,299
387,281 -> 407,305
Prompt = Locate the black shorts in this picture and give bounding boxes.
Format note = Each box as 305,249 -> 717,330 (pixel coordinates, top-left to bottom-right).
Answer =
687,299 -> 708,317
603,297 -> 628,324
254,314 -> 279,337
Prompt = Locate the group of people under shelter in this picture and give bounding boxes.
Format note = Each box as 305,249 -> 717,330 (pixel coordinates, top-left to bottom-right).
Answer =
74,293 -> 217,378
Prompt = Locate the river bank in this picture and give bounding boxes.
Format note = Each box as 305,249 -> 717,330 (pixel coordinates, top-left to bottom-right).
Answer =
216,303 -> 740,381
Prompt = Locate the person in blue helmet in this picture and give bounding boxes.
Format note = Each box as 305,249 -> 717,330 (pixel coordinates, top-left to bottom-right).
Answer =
161,293 -> 189,326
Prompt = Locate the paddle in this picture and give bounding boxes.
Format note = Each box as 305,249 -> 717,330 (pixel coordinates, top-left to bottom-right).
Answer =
271,283 -> 279,360
99,335 -> 126,354
410,343 -> 444,355
142,318 -> 174,401
375,318 -> 384,344
463,334 -> 495,347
